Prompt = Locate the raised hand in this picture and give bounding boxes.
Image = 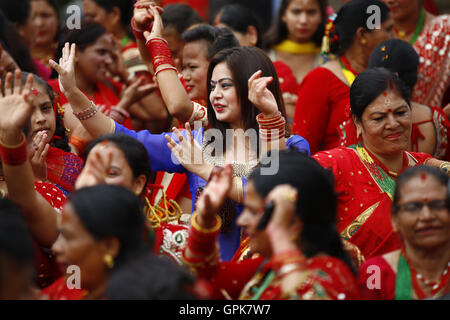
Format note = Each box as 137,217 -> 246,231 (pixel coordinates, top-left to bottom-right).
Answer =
265,184 -> 298,233
29,131 -> 50,181
75,144 -> 113,190
49,43 -> 77,97
196,164 -> 233,223
143,3 -> 164,39
119,77 -> 158,109
0,70 -> 34,145
133,0 -> 163,31
165,122 -> 206,176
248,70 -> 279,116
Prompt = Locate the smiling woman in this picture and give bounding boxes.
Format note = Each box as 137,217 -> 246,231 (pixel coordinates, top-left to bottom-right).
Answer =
313,68 -> 443,261
358,165 -> 450,300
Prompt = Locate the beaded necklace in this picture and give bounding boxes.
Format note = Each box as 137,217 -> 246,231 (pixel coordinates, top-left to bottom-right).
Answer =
394,8 -> 425,45
396,246 -> 450,300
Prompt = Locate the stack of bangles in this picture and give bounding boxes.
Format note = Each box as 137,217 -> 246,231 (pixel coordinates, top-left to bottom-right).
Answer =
256,111 -> 286,141
270,249 -> 306,279
0,134 -> 28,166
73,100 -> 98,121
186,211 -> 222,257
146,36 -> 177,78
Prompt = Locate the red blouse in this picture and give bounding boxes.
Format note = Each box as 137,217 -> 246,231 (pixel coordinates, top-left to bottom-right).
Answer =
293,67 -> 350,154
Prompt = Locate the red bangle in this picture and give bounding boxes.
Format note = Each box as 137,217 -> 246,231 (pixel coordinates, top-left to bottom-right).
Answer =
131,17 -> 149,41
0,135 -> 28,166
154,66 -> 177,78
145,38 -> 174,70
256,111 -> 282,124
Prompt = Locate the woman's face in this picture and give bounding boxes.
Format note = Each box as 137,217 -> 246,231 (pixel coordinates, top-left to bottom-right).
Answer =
182,40 -> 210,101
83,0 -> 115,33
382,0 -> 421,21
393,174 -> 450,250
76,34 -> 113,84
237,180 -> 273,257
87,142 -> 145,195
209,62 -> 242,128
31,0 -> 59,47
282,0 -> 322,43
52,203 -> 109,291
357,89 -> 411,157
28,83 -> 56,143
162,26 -> 185,72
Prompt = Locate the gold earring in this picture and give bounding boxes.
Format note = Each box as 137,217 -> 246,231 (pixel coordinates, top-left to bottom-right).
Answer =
103,254 -> 114,269
356,126 -> 362,139
361,39 -> 367,45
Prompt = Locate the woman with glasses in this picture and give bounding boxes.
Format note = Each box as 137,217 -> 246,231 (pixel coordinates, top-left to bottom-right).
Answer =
358,165 -> 450,299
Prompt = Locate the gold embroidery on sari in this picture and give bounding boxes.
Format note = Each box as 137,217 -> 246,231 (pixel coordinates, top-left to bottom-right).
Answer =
340,202 -> 380,241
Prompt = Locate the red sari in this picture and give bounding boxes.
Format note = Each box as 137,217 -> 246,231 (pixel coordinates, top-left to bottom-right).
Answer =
293,67 -> 350,155
313,144 -> 432,260
182,226 -> 361,300
412,15 -> 450,108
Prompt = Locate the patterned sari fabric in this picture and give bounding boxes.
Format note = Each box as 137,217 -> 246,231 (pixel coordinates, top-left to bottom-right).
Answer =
45,146 -> 84,195
182,235 -> 360,300
412,15 -> 450,108
313,145 -> 432,260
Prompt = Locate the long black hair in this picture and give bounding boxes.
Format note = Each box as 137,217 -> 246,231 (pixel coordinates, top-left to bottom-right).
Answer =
329,0 -> 391,55
88,0 -> 134,38
206,46 -> 288,151
69,185 -> 151,270
249,149 -> 356,273
264,0 -> 328,49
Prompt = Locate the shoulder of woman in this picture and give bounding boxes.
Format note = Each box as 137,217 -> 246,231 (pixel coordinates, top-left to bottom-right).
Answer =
411,102 -> 433,122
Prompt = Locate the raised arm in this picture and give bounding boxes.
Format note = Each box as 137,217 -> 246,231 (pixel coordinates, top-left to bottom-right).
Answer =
133,2 -> 194,123
0,71 -> 58,247
49,43 -> 114,138
248,70 -> 287,156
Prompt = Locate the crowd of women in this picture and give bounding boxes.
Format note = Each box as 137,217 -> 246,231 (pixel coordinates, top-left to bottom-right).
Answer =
0,0 -> 448,300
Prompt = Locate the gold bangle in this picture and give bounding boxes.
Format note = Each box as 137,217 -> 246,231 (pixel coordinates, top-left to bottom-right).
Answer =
0,133 -> 26,149
191,211 -> 222,234
235,177 -> 243,204
109,118 -> 116,134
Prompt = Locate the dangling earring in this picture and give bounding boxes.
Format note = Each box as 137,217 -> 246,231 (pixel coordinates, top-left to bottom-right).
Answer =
356,126 -> 362,139
361,38 -> 367,45
103,254 -> 114,269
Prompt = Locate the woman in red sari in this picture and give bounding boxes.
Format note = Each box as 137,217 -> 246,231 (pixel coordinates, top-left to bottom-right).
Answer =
292,0 -> 393,154
182,151 -> 360,300
358,165 -> 449,299
49,21 -> 154,156
314,68 -> 450,262
381,0 -> 450,109
338,39 -> 450,160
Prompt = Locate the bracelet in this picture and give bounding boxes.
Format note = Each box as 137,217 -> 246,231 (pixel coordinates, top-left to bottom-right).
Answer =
234,178 -> 243,204
0,134 -> 28,166
439,161 -> 450,176
191,211 -> 222,234
131,17 -> 148,41
73,100 -> 98,121
154,66 -> 177,78
256,111 -> 283,124
145,38 -> 175,71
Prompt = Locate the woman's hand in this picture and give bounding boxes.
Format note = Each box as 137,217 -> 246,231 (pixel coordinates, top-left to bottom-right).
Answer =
133,0 -> 163,31
165,122 -> 211,178
248,70 -> 279,117
29,131 -> 50,181
0,70 -> 34,145
196,164 -> 233,226
118,77 -> 158,110
49,43 -> 77,97
75,144 -> 112,190
143,3 -> 164,39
